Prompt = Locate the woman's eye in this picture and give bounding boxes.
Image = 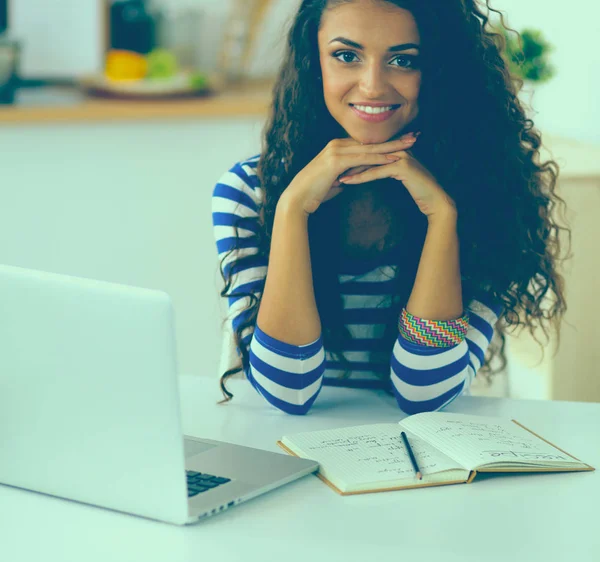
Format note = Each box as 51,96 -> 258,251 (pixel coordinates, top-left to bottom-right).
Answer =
334,51 -> 359,64
332,51 -> 419,68
391,55 -> 419,69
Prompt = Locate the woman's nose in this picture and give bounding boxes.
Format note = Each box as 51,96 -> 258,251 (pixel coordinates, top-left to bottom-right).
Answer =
359,64 -> 388,99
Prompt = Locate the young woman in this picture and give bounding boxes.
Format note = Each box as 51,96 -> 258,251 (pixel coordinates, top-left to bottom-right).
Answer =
212,0 -> 569,414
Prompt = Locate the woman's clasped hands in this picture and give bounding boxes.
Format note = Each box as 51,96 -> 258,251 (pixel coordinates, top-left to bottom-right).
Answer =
281,132 -> 456,220
339,133 -> 457,220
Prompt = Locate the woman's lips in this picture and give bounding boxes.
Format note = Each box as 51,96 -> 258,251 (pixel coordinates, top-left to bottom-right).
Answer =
350,104 -> 401,123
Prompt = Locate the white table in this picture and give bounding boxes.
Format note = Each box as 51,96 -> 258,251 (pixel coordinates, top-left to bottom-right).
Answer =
1,376 -> 598,562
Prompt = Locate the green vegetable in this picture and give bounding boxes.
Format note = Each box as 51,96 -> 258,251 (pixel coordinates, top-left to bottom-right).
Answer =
146,49 -> 178,80
189,72 -> 209,90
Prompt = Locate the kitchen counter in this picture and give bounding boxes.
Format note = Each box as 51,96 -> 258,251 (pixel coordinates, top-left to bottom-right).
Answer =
0,81 -> 273,124
2,83 -> 599,181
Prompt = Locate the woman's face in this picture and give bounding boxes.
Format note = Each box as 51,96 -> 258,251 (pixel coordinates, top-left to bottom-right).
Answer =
318,0 -> 421,145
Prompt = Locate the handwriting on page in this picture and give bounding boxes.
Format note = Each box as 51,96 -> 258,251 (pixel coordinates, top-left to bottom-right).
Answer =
301,431 -> 455,478
483,451 -> 566,461
431,420 -> 569,462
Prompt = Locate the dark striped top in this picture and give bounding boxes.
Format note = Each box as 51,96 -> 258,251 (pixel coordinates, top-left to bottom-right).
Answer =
212,155 -> 502,415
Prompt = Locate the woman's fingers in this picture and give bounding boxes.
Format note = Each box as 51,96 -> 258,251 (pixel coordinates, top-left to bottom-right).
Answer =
339,166 -> 390,184
334,150 -> 409,181
340,135 -> 417,154
338,153 -> 407,183
341,164 -> 373,178
341,152 -> 406,169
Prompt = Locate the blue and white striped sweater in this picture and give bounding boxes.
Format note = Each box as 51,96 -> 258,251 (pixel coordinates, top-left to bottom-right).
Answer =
212,155 -> 502,415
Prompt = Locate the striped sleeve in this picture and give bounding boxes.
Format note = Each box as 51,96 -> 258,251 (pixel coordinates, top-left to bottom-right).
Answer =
389,295 -> 502,414
247,326 -> 326,415
212,158 -> 326,415
212,157 -> 267,343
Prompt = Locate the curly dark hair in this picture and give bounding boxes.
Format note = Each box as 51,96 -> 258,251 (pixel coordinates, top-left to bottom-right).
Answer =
217,0 -> 571,402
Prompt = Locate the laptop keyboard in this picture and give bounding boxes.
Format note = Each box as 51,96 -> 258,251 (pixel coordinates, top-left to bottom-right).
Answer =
186,470 -> 231,498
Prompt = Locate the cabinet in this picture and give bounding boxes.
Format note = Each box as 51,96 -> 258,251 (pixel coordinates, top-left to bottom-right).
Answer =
503,136 -> 600,402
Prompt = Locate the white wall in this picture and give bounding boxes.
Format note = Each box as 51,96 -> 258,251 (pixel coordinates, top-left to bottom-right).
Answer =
491,0 -> 600,144
156,0 -> 300,79
11,0 -> 104,78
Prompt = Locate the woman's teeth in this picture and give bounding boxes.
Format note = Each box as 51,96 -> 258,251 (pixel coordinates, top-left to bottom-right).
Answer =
353,105 -> 394,114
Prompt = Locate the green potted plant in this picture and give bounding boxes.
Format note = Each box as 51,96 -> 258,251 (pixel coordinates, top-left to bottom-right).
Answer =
501,28 -> 555,85
496,27 -> 555,114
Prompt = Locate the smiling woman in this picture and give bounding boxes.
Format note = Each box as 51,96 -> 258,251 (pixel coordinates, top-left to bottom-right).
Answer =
211,0 -> 569,416
318,2 -> 421,144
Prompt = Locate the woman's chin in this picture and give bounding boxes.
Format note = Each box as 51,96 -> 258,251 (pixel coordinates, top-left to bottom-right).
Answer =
349,128 -> 402,145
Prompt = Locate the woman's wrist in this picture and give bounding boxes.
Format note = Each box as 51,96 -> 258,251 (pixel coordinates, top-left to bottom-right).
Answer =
426,205 -> 458,228
276,190 -> 312,219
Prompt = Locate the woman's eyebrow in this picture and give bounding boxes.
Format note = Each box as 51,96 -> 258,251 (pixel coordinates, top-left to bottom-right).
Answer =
328,37 -> 420,52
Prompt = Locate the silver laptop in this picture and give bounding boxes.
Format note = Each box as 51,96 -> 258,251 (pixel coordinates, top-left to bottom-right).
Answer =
0,264 -> 318,525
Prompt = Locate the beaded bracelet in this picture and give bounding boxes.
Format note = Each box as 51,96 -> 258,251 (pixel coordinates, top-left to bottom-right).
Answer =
398,308 -> 470,348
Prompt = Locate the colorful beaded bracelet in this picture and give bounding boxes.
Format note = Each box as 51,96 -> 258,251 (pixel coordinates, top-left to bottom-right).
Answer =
398,308 -> 470,348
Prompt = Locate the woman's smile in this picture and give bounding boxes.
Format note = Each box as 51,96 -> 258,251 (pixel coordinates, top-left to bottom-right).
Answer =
350,103 -> 402,123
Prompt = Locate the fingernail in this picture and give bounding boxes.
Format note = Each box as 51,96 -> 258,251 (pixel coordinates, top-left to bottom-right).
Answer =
386,155 -> 401,161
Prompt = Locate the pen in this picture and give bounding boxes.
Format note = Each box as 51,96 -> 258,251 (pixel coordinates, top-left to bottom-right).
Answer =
401,431 -> 422,480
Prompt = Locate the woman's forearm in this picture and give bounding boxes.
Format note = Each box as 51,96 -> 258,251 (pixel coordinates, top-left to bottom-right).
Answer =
405,212 -> 464,320
256,196 -> 322,345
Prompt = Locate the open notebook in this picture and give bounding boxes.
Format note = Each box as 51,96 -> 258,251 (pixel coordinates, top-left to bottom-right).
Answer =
277,412 -> 594,495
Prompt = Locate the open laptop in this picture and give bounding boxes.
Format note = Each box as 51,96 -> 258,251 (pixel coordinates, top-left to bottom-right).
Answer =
0,264 -> 318,525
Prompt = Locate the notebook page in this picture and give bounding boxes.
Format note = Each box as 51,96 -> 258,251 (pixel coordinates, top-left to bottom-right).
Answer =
282,423 -> 464,489
400,413 -> 579,471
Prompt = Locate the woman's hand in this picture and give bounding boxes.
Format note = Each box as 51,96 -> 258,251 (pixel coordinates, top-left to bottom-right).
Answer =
338,145 -> 457,220
279,133 -> 417,215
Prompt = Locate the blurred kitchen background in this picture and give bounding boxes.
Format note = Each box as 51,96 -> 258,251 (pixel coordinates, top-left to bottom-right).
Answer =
1,0 -> 598,403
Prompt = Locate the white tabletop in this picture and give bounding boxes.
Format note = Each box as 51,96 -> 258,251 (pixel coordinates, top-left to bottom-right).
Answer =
1,375 -> 598,562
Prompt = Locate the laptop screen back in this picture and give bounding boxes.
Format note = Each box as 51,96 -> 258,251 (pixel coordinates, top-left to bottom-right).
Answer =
0,264 -> 190,524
